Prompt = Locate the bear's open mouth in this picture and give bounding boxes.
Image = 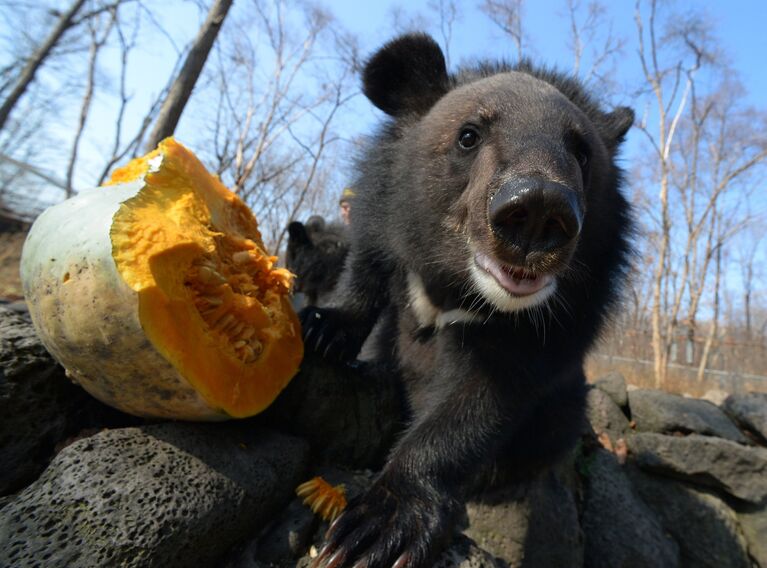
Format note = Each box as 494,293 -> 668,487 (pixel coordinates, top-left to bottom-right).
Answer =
474,252 -> 553,297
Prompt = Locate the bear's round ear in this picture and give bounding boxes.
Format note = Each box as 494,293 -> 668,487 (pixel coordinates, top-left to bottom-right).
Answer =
305,215 -> 326,233
363,33 -> 449,117
600,106 -> 634,149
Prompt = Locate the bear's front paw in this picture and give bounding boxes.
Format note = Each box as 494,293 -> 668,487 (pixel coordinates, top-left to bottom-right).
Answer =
299,307 -> 368,362
312,477 -> 458,568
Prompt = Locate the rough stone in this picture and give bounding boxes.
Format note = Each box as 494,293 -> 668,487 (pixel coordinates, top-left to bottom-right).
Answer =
4,301 -> 765,568
627,466 -> 751,568
722,392 -> 767,444
258,355 -> 404,469
586,386 -> 630,445
581,449 -> 679,568
735,503 -> 767,568
255,499 -> 319,564
0,306 -> 137,495
464,466 -> 582,568
701,389 -> 729,406
287,469 -> 506,568
432,535 -> 508,568
593,371 -> 628,408
247,468 -> 373,566
0,423 -> 309,568
627,433 -> 767,503
628,389 -> 747,443
224,496 -> 319,568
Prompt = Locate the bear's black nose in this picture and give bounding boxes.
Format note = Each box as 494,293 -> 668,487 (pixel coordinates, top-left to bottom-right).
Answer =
489,177 -> 583,256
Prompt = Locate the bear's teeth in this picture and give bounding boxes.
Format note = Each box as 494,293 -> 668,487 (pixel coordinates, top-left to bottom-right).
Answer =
504,265 -> 535,282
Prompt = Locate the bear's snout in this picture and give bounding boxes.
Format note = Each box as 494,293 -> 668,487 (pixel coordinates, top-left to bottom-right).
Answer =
489,177 -> 583,262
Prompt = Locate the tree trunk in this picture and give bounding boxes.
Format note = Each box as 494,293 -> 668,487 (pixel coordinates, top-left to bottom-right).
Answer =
697,244 -> 722,382
66,12 -> 117,196
144,0 -> 233,150
0,0 -> 88,131
651,167 -> 670,388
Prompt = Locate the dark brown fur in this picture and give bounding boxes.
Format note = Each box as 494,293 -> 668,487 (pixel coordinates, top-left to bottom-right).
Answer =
301,33 -> 634,568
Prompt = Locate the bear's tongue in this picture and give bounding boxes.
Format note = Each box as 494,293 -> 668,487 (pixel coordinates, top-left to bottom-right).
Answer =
475,252 -> 552,296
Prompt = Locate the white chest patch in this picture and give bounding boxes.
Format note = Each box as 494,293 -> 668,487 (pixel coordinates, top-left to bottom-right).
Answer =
406,272 -> 477,329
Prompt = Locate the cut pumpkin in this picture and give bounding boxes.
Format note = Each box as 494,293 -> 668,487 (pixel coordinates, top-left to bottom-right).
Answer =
20,138 -> 303,420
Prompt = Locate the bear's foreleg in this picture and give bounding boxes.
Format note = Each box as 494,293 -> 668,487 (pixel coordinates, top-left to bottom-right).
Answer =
313,344 -> 519,568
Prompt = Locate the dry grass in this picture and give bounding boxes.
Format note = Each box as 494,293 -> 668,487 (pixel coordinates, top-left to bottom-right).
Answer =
0,231 -> 26,300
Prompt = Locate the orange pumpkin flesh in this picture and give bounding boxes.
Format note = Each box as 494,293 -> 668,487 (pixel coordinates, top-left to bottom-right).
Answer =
106,139 -> 303,418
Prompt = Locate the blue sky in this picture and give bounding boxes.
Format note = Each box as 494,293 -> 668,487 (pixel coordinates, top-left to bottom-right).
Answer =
10,0 -> 767,201
3,0 -> 763,307
329,0 -> 767,102
139,0 -> 767,179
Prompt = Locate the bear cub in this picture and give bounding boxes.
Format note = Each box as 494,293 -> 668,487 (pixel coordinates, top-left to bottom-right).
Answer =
286,215 -> 349,307
302,33 -> 634,567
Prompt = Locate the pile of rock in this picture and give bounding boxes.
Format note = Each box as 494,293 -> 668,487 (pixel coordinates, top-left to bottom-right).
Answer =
1,305 -> 765,567
461,372 -> 767,568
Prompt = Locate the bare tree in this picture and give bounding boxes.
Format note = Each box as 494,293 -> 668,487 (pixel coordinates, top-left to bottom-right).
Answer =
630,0 -> 767,386
194,0 -> 357,251
737,226 -> 764,340
96,15 -> 186,185
481,0 -> 526,60
387,5 -> 430,35
65,6 -> 117,195
634,0 -> 712,386
428,0 -> 458,68
0,0 -> 87,131
145,0 -> 234,150
674,79 -> 766,356
696,219 -> 723,382
564,0 -> 624,94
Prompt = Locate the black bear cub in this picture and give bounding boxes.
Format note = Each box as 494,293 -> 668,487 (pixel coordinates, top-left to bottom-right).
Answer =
302,33 -> 633,568
286,216 -> 349,307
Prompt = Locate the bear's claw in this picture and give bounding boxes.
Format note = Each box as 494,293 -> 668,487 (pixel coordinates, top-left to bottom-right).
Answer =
299,306 -> 368,362
311,477 -> 457,568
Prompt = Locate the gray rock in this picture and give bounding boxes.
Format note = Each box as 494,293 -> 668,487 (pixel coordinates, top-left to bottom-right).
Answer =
225,497 -> 319,568
581,449 -> 679,568
247,468 -> 373,566
0,423 -> 309,568
627,467 -> 751,568
701,389 -> 729,406
464,484 -> 528,565
0,299 -> 29,314
290,469 -> 506,568
593,371 -> 628,408
628,389 -> 747,443
627,433 -> 767,503
465,467 -> 582,568
735,503 -> 767,567
259,355 -> 404,469
0,306 -> 136,495
586,386 -> 630,445
254,499 -> 318,564
433,534 -> 508,568
722,392 -> 767,444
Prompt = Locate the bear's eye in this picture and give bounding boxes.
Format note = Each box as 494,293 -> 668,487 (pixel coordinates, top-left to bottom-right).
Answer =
567,132 -> 591,176
458,127 -> 481,150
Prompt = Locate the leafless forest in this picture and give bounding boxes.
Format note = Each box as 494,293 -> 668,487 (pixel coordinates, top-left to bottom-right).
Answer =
1,0 -> 765,391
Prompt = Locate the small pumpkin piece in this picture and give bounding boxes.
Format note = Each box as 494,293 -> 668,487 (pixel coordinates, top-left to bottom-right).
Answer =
296,477 -> 348,522
20,138 -> 302,420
